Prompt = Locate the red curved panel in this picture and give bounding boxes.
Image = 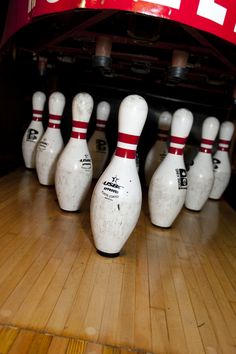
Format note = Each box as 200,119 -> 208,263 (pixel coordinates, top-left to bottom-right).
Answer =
1,0 -> 236,46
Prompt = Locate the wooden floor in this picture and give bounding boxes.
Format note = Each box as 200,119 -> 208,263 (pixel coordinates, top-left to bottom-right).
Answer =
0,168 -> 236,354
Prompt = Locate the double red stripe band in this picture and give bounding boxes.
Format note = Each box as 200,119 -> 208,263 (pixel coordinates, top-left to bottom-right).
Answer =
71,131 -> 86,139
201,138 -> 213,145
218,146 -> 229,152
168,147 -> 183,155
219,139 -> 230,145
96,119 -> 106,125
170,136 -> 187,144
48,122 -> 60,129
72,121 -> 88,129
118,132 -> 139,144
33,109 -> 43,114
115,147 -> 136,159
49,114 -> 61,121
32,117 -> 42,121
200,147 -> 212,153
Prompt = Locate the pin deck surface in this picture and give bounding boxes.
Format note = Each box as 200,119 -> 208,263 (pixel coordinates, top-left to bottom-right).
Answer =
0,168 -> 236,354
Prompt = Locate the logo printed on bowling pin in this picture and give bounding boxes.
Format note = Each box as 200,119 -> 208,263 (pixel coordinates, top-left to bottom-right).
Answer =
176,168 -> 188,189
26,128 -> 39,141
22,91 -> 46,169
90,95 -> 148,257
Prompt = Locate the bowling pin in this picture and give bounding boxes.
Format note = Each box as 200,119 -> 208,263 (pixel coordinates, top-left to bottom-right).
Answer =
22,91 -> 46,168
144,111 -> 172,185
185,116 -> 220,211
90,95 -> 148,257
36,92 -> 65,186
209,121 -> 235,200
55,93 -> 94,211
88,101 -> 110,179
148,108 -> 193,228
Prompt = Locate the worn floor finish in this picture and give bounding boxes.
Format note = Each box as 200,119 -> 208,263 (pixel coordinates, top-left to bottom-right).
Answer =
0,168 -> 236,354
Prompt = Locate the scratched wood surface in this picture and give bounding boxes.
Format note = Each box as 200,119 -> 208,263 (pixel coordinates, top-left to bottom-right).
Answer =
0,168 -> 236,354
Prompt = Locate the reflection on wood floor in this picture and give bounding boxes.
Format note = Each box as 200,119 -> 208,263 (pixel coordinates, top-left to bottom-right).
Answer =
0,168 -> 236,354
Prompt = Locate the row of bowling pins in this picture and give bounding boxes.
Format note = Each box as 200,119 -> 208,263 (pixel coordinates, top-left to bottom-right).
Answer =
22,91 -> 234,257
22,91 -> 112,210
145,110 -> 234,201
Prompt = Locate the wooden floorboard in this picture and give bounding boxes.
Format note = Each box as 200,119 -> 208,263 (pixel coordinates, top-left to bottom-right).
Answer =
0,168 -> 236,353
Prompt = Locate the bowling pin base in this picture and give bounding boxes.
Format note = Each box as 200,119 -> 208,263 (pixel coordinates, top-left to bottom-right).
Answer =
151,223 -> 172,229
97,249 -> 120,258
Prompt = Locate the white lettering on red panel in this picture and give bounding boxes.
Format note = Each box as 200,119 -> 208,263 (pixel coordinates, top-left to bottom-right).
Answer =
140,0 -> 181,9
197,0 -> 227,25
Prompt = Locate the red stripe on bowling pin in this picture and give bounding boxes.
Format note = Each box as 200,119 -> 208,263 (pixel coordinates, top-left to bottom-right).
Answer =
96,119 -> 106,131
157,129 -> 169,141
48,114 -> 62,129
115,132 -> 139,159
168,136 -> 187,155
32,109 -> 43,121
200,138 -> 214,154
218,138 -> 230,151
71,120 -> 88,139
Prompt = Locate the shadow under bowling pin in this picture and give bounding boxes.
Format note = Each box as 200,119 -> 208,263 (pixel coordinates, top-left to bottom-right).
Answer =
90,95 -> 148,257
55,92 -> 94,211
22,91 -> 46,169
185,116 -> 219,211
148,108 -> 194,228
209,121 -> 235,200
36,92 -> 65,186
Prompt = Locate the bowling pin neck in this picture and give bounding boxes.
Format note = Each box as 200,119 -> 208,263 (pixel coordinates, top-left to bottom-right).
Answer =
157,128 -> 169,141
217,139 -> 230,152
95,119 -> 107,131
168,135 -> 187,156
48,114 -> 62,129
199,138 -> 214,154
115,132 -> 139,159
71,120 -> 88,140
32,109 -> 43,122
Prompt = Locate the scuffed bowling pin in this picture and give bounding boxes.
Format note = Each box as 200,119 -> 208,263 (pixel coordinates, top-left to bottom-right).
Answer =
22,91 -> 46,168
36,92 -> 65,186
148,108 -> 193,228
185,116 -> 220,211
90,95 -> 148,257
144,111 -> 172,185
88,101 -> 110,179
55,93 -> 94,211
209,121 -> 235,199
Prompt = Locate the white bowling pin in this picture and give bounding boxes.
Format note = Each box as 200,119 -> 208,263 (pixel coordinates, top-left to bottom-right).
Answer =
88,101 -> 110,179
90,95 -> 148,257
35,92 -> 65,186
22,91 -> 46,168
55,93 -> 94,211
209,121 -> 235,199
185,116 -> 220,211
148,108 -> 193,228
144,111 -> 172,185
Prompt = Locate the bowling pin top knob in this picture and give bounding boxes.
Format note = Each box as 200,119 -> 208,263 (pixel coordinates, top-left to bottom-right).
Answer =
96,101 -> 110,127
217,121 -> 235,151
49,92 -> 65,116
170,108 -> 193,138
32,91 -> 46,120
157,111 -> 172,140
118,95 -> 148,136
71,92 -> 94,139
200,117 -> 220,153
